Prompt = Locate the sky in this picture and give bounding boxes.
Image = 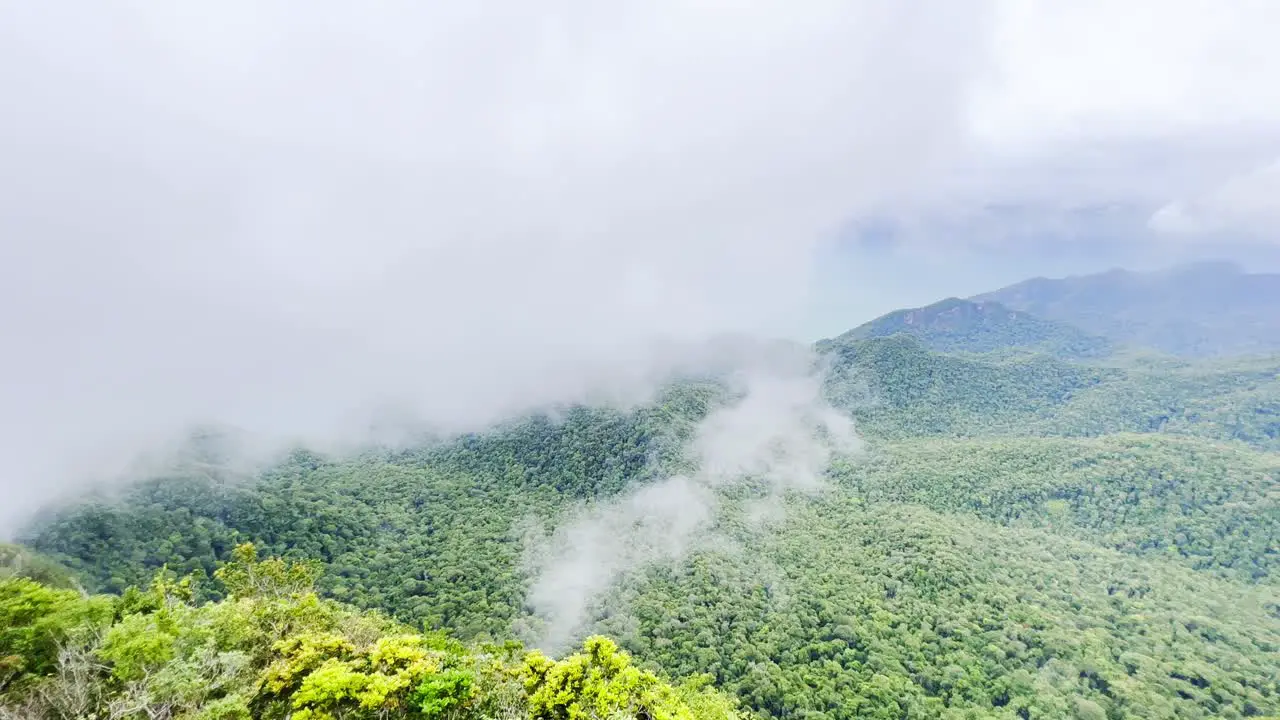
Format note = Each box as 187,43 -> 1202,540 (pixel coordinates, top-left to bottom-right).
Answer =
2,0 -> 1279,530
804,0 -> 1280,333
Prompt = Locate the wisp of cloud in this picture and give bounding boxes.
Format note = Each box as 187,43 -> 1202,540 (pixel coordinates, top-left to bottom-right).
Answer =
522,341 -> 860,653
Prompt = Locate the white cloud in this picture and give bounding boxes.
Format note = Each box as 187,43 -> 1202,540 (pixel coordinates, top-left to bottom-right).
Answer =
971,0 -> 1280,149
3,0 -> 1280,533
1149,159 -> 1280,240
945,0 -> 1280,247
0,1 -> 996,532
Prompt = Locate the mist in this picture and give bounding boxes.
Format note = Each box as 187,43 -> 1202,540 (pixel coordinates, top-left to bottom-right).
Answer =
521,341 -> 859,652
0,1 -> 997,534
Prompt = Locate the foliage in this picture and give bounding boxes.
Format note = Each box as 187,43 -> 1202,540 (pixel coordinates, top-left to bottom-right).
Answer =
822,334 -> 1280,449
21,389 -> 722,636
522,635 -> 733,720
832,434 -> 1279,581
215,543 -> 322,600
0,546 -> 742,720
821,334 -> 1110,437
0,578 -> 110,696
598,499 -> 1280,719
1033,353 -> 1280,449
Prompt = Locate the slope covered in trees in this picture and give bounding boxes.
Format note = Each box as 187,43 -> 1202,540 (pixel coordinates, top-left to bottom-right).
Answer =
20,399 -> 705,638
820,334 -> 1109,438
11,281 -> 1280,719
0,544 -> 78,590
18,394 -> 1280,717
822,334 -> 1280,449
832,434 -> 1279,581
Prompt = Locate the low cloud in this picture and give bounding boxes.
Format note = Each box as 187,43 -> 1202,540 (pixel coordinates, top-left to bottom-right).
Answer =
521,342 -> 859,653
0,1 -> 993,534
8,0 -> 1278,539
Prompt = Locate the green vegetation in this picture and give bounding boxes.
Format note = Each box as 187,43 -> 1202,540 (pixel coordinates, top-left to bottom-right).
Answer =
11,285 -> 1280,718
831,297 -> 1113,358
823,334 -> 1280,449
831,434 -> 1279,582
604,499 -> 1279,719
1034,354 -> 1280,449
1,543 -> 742,720
0,544 -> 79,590
822,334 -> 1109,438
20,394 -> 1280,718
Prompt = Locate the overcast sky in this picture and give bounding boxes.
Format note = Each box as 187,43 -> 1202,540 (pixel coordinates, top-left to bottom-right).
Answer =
2,1 -> 1279,529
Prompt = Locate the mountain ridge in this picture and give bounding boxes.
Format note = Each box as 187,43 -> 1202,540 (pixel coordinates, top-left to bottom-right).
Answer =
829,296 -> 1113,358
971,259 -> 1280,357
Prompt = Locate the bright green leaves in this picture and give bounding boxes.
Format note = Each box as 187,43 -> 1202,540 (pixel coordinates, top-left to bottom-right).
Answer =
214,542 -> 321,600
369,633 -> 436,671
262,627 -> 467,720
98,584 -> 256,719
100,611 -> 180,681
523,635 -> 739,720
290,658 -> 373,719
0,577 -> 110,694
261,632 -> 357,695
413,669 -> 473,719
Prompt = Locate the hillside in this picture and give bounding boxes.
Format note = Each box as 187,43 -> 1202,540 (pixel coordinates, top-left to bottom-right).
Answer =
830,297 -> 1112,358
16,430 -> 1280,718
821,334 -> 1109,437
821,333 -> 1280,449
16,363 -> 1280,719
972,260 -> 1280,357
832,434 -> 1279,581
10,270 -> 1280,719
8,4 -> 1280,719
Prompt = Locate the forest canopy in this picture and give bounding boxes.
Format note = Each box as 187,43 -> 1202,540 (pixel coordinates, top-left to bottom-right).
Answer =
10,322 -> 1280,719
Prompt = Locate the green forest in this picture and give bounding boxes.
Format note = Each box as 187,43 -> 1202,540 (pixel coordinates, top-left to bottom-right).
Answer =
6,308 -> 1280,719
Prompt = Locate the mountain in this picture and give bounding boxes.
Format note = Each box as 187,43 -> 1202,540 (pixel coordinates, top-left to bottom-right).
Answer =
828,297 -> 1113,358
8,269 -> 1280,719
973,260 -> 1280,356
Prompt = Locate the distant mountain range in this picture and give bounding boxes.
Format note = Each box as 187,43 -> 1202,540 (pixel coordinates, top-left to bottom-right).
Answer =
840,260 -> 1280,358
973,260 -> 1280,357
